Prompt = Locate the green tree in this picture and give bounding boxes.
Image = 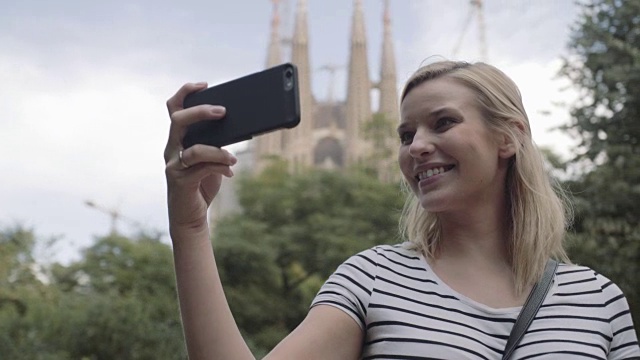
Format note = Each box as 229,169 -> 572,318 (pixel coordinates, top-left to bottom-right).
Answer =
0,225 -> 39,314
560,0 -> 640,327
0,226 -> 75,359
213,161 -> 404,355
0,225 -> 187,359
0,225 -> 46,359
48,232 -> 187,359
361,112 -> 400,181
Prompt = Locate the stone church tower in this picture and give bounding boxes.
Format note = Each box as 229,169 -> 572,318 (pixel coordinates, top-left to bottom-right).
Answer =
253,0 -> 399,176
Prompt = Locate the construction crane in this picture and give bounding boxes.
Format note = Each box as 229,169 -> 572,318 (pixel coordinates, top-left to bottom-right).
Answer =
452,0 -> 488,61
84,200 -> 144,236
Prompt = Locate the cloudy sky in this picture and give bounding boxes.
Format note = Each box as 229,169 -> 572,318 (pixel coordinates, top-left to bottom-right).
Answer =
1,0 -> 581,264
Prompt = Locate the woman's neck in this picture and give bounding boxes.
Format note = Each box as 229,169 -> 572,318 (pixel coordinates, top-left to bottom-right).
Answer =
435,200 -> 511,267
427,208 -> 527,308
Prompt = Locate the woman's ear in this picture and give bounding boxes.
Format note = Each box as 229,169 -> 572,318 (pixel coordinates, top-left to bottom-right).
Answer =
498,120 -> 526,159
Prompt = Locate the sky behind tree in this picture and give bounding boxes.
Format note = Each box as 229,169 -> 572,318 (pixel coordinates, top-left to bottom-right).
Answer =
0,0 -> 580,263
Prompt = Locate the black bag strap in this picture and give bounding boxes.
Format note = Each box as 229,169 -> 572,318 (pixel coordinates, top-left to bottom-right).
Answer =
502,259 -> 558,360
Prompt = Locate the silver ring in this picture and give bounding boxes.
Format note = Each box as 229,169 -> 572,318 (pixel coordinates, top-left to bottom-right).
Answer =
178,150 -> 190,169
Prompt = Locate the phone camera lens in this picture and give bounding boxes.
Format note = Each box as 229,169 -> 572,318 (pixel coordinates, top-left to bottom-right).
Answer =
283,68 -> 294,91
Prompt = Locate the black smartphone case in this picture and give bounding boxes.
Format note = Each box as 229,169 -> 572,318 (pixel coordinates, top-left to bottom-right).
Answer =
182,63 -> 301,148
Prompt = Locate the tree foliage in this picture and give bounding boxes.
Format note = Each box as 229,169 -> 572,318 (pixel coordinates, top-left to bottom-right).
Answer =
362,112 -> 401,182
0,225 -> 51,359
0,225 -> 40,314
213,160 -> 405,355
560,0 -> 640,327
0,228 -> 187,359
561,0 -> 640,162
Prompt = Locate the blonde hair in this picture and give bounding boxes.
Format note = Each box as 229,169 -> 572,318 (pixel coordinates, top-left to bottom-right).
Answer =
398,61 -> 571,294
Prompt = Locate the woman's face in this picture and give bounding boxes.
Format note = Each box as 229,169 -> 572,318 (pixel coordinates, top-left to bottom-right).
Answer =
398,76 -> 513,213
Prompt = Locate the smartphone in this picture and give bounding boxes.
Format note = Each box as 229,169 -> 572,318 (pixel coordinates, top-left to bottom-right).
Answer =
182,63 -> 301,149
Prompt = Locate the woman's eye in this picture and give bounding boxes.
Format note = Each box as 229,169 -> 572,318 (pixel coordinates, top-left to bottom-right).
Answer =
435,117 -> 456,130
399,131 -> 414,145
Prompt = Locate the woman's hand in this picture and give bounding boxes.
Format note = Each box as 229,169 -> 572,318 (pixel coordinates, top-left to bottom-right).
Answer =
164,82 -> 237,238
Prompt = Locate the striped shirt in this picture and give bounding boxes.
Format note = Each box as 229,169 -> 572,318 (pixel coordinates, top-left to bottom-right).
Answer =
311,243 -> 640,359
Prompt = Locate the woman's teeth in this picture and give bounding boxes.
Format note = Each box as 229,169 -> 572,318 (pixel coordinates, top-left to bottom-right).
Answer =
417,167 -> 448,181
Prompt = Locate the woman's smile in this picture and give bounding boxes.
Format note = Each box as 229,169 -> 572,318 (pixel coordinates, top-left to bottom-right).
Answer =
416,164 -> 455,189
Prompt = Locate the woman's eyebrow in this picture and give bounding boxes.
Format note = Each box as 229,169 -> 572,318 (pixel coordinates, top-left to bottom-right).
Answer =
399,107 -> 460,127
428,107 -> 461,118
396,123 -> 409,134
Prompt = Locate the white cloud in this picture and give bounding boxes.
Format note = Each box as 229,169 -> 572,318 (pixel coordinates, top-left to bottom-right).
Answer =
0,52 -> 178,263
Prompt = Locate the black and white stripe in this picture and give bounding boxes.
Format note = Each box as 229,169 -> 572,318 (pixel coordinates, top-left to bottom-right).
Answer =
311,243 -> 640,359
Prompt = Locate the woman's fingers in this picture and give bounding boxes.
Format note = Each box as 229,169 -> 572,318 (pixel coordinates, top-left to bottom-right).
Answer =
167,161 -> 235,184
166,144 -> 237,173
171,104 -> 226,128
165,105 -> 227,161
166,82 -> 207,115
182,144 -> 237,168
163,82 -> 228,164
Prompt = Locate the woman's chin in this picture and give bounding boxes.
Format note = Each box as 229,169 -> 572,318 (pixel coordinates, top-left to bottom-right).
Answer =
418,197 -> 449,213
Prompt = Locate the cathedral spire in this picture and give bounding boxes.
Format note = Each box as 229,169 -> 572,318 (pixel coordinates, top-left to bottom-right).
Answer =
292,0 -> 309,46
256,0 -> 285,165
344,0 -> 372,165
376,0 -> 400,182
265,0 -> 282,68
378,0 -> 399,123
287,0 -> 314,168
350,0 -> 367,46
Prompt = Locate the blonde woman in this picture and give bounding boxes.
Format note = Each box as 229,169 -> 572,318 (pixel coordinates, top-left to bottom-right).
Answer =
164,61 -> 640,359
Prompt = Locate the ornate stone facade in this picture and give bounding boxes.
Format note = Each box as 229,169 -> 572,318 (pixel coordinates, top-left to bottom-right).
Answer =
254,0 -> 399,175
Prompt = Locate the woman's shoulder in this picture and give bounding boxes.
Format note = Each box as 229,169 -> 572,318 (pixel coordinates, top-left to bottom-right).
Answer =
339,242 -> 430,282
554,262 -> 627,304
554,263 -> 640,357
352,242 -> 423,263
556,263 -> 617,287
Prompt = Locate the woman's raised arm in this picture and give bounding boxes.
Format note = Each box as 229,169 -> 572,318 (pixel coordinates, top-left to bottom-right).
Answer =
164,83 -> 363,360
165,82 -> 252,359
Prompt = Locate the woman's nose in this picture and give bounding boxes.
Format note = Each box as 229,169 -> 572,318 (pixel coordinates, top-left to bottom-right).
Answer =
409,129 -> 436,158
